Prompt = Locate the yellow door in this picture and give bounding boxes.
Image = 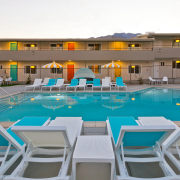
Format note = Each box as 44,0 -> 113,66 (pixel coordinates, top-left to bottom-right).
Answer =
115,43 -> 121,50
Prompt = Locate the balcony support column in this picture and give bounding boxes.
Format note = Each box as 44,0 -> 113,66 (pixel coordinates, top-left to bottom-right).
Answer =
17,60 -> 18,82
130,60 -> 132,83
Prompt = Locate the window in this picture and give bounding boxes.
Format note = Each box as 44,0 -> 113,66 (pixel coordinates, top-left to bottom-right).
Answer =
161,62 -> 165,66
173,61 -> 176,68
128,65 -> 141,74
128,44 -> 141,47
172,61 -> 180,69
50,44 -> 63,50
51,68 -> 63,74
24,44 -> 37,50
88,65 -> 101,74
88,44 -> 94,50
88,44 -> 101,50
129,66 -> 134,73
173,39 -> 180,47
177,61 -> 180,69
24,65 -> 37,74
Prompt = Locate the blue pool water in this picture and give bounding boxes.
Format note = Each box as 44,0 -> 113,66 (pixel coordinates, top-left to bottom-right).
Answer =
0,88 -> 180,122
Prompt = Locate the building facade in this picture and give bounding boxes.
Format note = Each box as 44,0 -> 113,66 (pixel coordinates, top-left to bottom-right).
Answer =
0,33 -> 180,83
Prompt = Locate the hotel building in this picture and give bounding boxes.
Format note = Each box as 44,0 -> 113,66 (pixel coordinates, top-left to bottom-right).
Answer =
0,32 -> 180,83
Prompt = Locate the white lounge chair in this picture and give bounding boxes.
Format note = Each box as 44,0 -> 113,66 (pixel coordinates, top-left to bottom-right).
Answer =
101,79 -> 111,91
0,116 -> 50,179
142,117 -> 180,173
76,79 -> 86,91
4,117 -> 83,180
149,77 -> 156,85
106,116 -> 177,179
40,78 -> 50,86
105,77 -> 111,84
0,77 -> 3,86
162,76 -> 168,84
51,79 -> 64,91
24,79 -> 42,91
5,77 -> 12,85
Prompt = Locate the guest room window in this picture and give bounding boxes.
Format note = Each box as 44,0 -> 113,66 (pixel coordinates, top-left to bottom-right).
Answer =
128,65 -> 141,74
161,62 -> 165,66
24,65 -> 37,74
24,44 -> 37,50
51,68 -> 63,74
50,44 -> 63,50
88,44 -> 101,50
88,65 -> 101,74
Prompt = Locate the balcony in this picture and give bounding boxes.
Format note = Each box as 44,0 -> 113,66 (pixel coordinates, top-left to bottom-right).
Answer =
154,46 -> 180,58
0,49 -> 155,61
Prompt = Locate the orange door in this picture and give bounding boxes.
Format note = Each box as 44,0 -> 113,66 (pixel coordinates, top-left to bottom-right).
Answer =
68,43 -> 75,50
67,65 -> 74,80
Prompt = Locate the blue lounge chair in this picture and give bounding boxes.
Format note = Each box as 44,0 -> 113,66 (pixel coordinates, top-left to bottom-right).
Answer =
66,79 -> 78,91
0,117 -> 50,178
106,116 -> 177,179
41,79 -> 56,91
116,77 -> 127,91
92,79 -> 101,91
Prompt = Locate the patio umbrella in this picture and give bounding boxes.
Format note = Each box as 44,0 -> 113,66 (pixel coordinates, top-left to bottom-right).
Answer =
102,61 -> 120,81
42,61 -> 65,78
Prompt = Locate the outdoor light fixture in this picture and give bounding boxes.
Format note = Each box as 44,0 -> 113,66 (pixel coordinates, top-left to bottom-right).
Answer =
132,66 -> 135,68
131,44 -> 135,47
9,60 -> 12,61
31,44 -> 35,47
176,103 -> 180,106
68,60 -> 71,61
31,98 -> 35,101
176,61 -> 180,63
57,94 -> 60,95
118,60 -> 120,61
176,40 -> 180,43
68,106 -> 72,108
132,98 -> 135,101
56,98 -> 60,101
31,66 -> 35,68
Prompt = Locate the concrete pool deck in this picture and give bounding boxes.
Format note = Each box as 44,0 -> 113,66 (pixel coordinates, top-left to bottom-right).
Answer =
0,83 -> 180,99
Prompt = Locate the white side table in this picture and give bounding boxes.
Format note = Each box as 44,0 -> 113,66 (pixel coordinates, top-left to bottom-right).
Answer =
72,136 -> 115,180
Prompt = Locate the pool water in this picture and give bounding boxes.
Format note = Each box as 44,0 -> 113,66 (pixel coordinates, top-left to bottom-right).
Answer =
0,88 -> 180,122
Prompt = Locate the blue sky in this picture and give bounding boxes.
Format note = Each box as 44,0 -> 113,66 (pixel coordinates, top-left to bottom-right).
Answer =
0,0 -> 179,38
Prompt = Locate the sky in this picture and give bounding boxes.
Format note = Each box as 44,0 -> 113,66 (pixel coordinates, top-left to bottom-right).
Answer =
0,0 -> 179,38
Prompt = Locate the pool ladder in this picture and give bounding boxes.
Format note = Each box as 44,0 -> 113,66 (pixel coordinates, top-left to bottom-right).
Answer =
0,87 -> 17,105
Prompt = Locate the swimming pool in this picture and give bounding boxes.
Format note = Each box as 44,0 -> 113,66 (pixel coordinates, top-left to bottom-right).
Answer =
0,88 -> 180,122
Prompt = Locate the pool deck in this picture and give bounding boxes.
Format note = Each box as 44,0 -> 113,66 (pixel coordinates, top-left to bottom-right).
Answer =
0,83 -> 180,99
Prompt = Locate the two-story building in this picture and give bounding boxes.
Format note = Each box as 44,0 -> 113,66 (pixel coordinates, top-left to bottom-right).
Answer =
0,33 -> 180,83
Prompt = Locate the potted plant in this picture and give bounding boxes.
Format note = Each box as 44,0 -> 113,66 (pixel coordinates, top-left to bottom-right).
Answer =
135,74 -> 143,84
26,74 -> 31,84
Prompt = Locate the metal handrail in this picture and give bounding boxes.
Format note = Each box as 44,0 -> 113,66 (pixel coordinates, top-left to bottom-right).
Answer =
0,87 -> 16,105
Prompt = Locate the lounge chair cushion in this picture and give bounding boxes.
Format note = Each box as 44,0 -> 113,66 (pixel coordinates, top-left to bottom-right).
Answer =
109,117 -> 138,144
49,117 -> 82,147
3,117 -> 50,146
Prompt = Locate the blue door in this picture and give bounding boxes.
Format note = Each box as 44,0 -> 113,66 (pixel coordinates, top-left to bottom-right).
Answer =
10,65 -> 17,81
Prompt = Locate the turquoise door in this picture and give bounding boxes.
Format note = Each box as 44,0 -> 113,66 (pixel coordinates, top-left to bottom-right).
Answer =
10,43 -> 17,50
10,65 -> 17,81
